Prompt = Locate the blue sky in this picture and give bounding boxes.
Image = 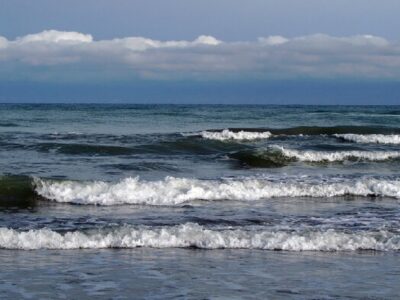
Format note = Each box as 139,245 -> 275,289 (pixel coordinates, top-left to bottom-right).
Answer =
2,0 -> 400,40
1,0 -> 400,104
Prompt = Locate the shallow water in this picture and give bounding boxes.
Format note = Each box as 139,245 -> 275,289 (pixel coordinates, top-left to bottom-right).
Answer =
1,104 -> 400,298
1,249 -> 399,299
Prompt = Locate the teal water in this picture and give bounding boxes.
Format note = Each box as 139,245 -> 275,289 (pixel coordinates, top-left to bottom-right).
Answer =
1,104 -> 400,298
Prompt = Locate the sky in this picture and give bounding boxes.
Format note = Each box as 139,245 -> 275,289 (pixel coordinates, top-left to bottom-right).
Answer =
1,0 -> 400,104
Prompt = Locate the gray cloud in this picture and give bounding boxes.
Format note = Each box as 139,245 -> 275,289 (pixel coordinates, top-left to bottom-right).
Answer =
1,30 -> 400,81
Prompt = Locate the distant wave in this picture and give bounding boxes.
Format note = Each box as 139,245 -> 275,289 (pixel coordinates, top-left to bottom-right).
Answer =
334,134 -> 400,144
199,129 -> 272,141
33,176 -> 400,206
0,223 -> 398,251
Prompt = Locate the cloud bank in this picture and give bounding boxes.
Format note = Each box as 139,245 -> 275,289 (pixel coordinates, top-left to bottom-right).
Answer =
1,30 -> 400,81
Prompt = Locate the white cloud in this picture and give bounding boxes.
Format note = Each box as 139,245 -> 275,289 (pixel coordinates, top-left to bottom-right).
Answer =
193,35 -> 221,46
16,30 -> 93,44
102,35 -> 221,52
1,30 -> 400,80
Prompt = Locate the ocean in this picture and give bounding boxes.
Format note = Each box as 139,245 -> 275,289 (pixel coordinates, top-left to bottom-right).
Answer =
1,104 -> 400,299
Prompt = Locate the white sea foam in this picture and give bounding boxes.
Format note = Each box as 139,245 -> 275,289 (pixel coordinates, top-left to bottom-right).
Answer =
334,134 -> 400,144
200,129 -> 272,141
274,145 -> 400,162
0,223 -> 398,251
33,176 -> 400,206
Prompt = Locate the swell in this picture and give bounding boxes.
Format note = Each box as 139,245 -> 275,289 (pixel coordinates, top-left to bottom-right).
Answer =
0,223 -> 398,251
32,138 -> 248,156
33,176 -> 400,206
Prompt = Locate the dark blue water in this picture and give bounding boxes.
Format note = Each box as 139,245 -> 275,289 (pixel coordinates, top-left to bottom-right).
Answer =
1,104 -> 400,298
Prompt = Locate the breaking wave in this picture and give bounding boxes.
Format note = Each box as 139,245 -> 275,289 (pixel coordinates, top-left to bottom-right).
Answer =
33,176 -> 400,206
334,134 -> 400,145
197,126 -> 400,137
229,146 -> 400,167
275,146 -> 400,162
0,223 -> 398,251
194,126 -> 400,142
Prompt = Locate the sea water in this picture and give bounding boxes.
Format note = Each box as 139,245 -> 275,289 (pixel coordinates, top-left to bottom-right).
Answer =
0,104 -> 400,298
